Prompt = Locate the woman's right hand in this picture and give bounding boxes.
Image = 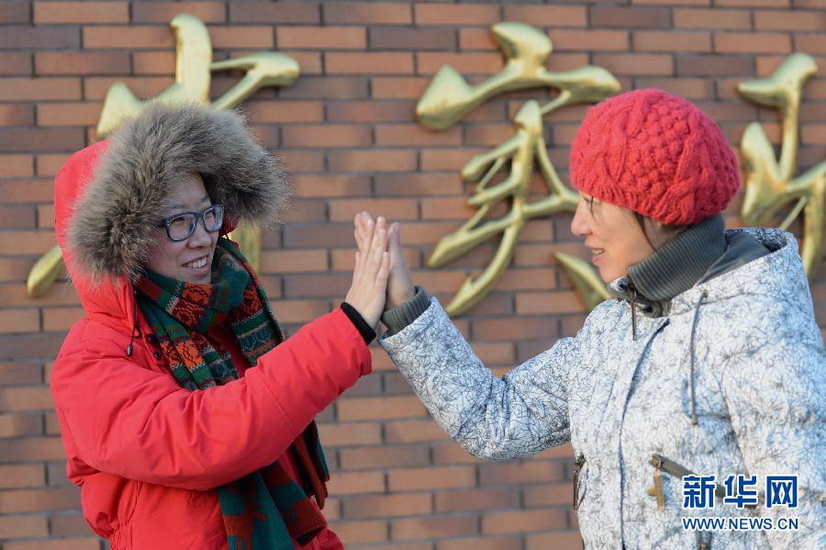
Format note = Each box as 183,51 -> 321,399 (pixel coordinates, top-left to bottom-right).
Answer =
344,215 -> 390,329
354,212 -> 415,310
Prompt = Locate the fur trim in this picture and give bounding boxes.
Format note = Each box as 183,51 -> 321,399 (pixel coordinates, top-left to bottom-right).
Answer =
68,103 -> 290,283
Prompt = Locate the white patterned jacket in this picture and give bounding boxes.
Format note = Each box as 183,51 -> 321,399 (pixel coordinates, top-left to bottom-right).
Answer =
379,228 -> 826,549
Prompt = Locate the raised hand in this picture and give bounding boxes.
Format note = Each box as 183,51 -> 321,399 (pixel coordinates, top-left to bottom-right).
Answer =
344,215 -> 390,329
354,212 -> 415,310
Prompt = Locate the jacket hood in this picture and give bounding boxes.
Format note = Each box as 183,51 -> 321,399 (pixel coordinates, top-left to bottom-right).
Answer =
63,102 -> 289,285
54,103 -> 290,324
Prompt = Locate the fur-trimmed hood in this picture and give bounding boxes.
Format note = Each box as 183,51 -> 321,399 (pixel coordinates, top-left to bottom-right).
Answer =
62,102 -> 290,284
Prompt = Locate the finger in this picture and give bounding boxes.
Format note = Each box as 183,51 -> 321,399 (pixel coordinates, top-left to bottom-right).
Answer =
354,212 -> 373,251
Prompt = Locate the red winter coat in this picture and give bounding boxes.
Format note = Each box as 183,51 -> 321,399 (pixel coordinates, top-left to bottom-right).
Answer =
50,142 -> 371,548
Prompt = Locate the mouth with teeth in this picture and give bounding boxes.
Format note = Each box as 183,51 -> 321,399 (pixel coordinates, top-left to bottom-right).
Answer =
185,256 -> 209,269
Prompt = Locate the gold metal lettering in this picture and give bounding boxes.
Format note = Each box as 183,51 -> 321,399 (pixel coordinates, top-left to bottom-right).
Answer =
27,15 -> 299,297
738,52 -> 825,279
418,22 -> 620,315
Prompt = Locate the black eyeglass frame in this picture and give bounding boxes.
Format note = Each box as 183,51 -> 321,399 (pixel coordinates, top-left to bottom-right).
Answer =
156,204 -> 225,242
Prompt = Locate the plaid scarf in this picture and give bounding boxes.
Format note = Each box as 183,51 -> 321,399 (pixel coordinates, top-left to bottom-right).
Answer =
137,238 -> 329,550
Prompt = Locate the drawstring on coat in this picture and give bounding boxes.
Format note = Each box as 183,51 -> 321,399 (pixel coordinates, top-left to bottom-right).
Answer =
126,287 -> 140,356
688,290 -> 709,426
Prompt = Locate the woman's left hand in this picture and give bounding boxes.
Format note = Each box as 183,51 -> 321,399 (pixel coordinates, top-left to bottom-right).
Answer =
344,214 -> 391,329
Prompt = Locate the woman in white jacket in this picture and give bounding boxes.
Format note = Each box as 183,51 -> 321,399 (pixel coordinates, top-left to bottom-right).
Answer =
361,89 -> 826,549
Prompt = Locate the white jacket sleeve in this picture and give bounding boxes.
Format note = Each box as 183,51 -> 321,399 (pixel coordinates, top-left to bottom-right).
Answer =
379,298 -> 577,460
722,340 -> 826,548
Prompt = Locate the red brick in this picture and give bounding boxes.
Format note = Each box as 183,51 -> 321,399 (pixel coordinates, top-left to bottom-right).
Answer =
324,2 -> 412,24
34,1 -> 128,23
0,332 -> 66,359
371,76 -> 430,99
83,26 -> 175,49
392,515 -> 478,541
515,291 -> 584,315
41,307 -> 83,332
438,536 -> 525,550
279,150 -> 325,172
436,487 -> 520,513
282,124 -> 372,148
717,0 -> 788,4
417,52 -> 506,76
36,203 -> 55,228
674,8 -> 752,29
635,77 -> 713,99
389,465 -> 476,492
755,9 -> 823,31
0,204 -> 36,228
130,51 -> 174,75
36,102 -> 102,127
384,419 -> 451,444
526,532 -> 584,550
278,26 -> 366,50
230,3 -> 320,24
420,197 -> 474,221
0,53 -> 32,75
339,445 -> 430,471
242,101 -> 323,124
375,173 -> 463,197
48,512 -> 91,537
132,2 -> 226,23
524,482 -> 574,507
318,422 -> 383,447
483,508 -> 568,535
464,122 -> 517,147
458,29 -> 498,52
0,3 -> 30,24
715,32 -> 792,54
370,27 -> 456,51
633,0 -> 709,4
259,249 -> 328,273
0,513 -> 48,538
329,198 -> 419,222
0,229 -> 59,255
343,492 -> 431,518
415,5 -> 500,26
35,52 -> 130,75
420,148 -> 487,171
337,396 -> 426,421
291,174 -> 370,198
0,386 -> 53,411
591,53 -> 673,76
0,485 -> 79,513
0,308 -> 39,334
327,100 -> 414,123
548,29 -> 629,52
479,460 -> 565,485
0,363 -> 42,386
504,5 -> 587,26
676,55 -> 753,76
83,76 -> 173,100
283,272 -> 351,298
327,52 -> 414,75
328,150 -> 416,173
0,78 -> 81,101
590,5 -> 670,28
0,411 -> 42,437
0,27 -> 79,49
0,258 -> 36,283
208,27 -> 274,49
279,76 -> 368,100
633,31 -> 711,52
327,519 -> 387,544
34,153 -> 68,177
4,539 -> 100,550
326,470 -> 385,495
376,124 -> 461,147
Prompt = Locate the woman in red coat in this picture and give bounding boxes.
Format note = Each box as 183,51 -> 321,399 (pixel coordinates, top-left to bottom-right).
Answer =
50,103 -> 390,549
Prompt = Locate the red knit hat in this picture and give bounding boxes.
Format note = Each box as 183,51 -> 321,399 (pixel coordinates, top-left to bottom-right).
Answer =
569,89 -> 740,226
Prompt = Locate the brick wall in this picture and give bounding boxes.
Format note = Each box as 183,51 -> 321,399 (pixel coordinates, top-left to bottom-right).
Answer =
1,1 -> 824,548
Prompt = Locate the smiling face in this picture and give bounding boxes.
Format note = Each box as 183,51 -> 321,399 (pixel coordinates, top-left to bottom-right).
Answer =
146,173 -> 218,284
570,193 -> 656,283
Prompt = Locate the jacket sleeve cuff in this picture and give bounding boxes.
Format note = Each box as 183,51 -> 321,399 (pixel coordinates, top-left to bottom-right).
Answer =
381,286 -> 430,336
340,302 -> 376,344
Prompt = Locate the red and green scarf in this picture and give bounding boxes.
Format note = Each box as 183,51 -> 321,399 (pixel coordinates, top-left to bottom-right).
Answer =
137,238 -> 329,550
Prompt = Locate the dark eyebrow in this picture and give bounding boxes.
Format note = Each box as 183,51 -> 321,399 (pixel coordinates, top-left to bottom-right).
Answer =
166,195 -> 211,211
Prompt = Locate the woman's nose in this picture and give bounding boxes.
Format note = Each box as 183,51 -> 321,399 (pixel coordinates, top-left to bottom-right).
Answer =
570,201 -> 590,237
187,219 -> 212,247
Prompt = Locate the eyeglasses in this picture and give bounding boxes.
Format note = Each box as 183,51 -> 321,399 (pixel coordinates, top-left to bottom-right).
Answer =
157,204 -> 225,242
